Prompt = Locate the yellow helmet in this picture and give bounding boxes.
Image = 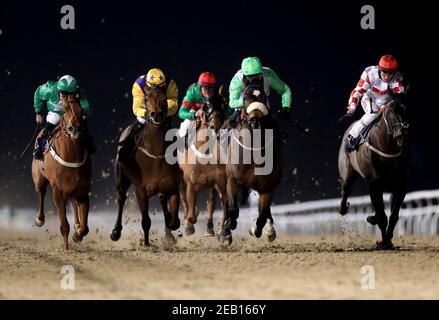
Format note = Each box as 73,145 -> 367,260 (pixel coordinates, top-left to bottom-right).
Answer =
146,68 -> 166,87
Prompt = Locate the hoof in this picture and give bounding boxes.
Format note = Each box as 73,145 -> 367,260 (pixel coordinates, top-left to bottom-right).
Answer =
184,222 -> 195,236
367,215 -> 378,225
263,222 -> 277,242
72,232 -> 83,243
338,201 -> 349,216
376,240 -> 395,251
220,234 -> 233,247
264,228 -> 277,242
248,225 -> 262,238
168,218 -> 181,231
164,227 -> 177,244
35,217 -> 45,227
162,235 -> 177,246
204,228 -> 215,237
110,229 -> 121,241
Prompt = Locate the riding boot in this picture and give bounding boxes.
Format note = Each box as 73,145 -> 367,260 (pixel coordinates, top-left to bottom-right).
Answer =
118,121 -> 145,161
33,123 -> 56,160
346,134 -> 361,152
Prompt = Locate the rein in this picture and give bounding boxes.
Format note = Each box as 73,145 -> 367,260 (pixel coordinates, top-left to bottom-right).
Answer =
365,103 -> 409,158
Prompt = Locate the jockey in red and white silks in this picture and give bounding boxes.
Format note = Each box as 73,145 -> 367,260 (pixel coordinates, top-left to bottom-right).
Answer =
345,55 -> 405,151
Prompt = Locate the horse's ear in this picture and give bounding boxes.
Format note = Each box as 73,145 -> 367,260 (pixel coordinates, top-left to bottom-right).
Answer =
218,85 -> 225,97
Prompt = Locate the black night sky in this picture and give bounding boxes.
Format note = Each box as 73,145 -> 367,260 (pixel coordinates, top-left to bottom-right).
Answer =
0,0 -> 437,209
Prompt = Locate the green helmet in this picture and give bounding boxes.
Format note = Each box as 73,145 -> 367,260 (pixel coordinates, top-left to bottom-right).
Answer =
57,75 -> 78,93
241,57 -> 263,76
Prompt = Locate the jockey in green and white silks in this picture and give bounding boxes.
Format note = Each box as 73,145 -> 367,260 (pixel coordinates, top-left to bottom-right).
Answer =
225,57 -> 293,144
228,57 -> 292,121
229,57 -> 292,109
33,75 -> 94,160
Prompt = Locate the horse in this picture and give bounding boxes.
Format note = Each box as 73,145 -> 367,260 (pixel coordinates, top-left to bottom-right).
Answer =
179,86 -> 229,237
338,93 -> 410,250
110,86 -> 180,246
32,94 -> 91,250
220,85 -> 283,246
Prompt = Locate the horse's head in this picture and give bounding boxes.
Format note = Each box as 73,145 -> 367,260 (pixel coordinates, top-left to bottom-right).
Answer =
61,94 -> 85,140
201,85 -> 228,132
143,86 -> 168,125
382,93 -> 410,148
242,85 -> 269,130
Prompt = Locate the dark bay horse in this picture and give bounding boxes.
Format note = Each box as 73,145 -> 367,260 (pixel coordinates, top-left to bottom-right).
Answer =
179,86 -> 229,236
338,94 -> 410,249
32,95 -> 91,250
220,85 -> 283,246
110,86 -> 180,246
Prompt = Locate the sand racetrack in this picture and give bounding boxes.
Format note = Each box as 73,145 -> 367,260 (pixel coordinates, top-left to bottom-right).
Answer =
1,227 -> 439,300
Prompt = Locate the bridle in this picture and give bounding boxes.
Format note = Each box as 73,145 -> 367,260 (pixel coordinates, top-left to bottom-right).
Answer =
382,102 -> 410,138
144,91 -> 167,126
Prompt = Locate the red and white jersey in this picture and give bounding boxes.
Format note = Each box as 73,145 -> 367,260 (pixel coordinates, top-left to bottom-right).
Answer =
348,66 -> 405,110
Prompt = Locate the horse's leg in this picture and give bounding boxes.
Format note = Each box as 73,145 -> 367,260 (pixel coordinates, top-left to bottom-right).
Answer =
135,187 -> 151,246
212,180 -> 231,246
249,192 -> 272,239
52,187 -> 69,250
184,182 -> 198,236
71,198 -> 81,243
367,181 -> 390,250
110,168 -> 131,241
226,176 -> 240,230
72,195 -> 90,243
205,188 -> 217,237
338,163 -> 358,216
387,188 -> 406,248
180,179 -> 189,225
262,193 -> 276,242
34,175 -> 49,227
161,192 -> 180,244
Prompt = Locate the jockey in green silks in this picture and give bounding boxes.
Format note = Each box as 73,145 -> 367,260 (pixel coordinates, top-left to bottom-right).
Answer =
227,57 -> 293,136
33,75 -> 95,160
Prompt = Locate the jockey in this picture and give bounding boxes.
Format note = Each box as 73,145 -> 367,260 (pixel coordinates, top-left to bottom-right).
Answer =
178,71 -> 230,137
227,57 -> 292,129
118,68 -> 178,160
33,75 -> 94,160
346,55 -> 405,152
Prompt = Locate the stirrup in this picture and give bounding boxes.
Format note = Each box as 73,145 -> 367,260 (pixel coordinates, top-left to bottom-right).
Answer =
346,135 -> 358,152
33,147 -> 43,160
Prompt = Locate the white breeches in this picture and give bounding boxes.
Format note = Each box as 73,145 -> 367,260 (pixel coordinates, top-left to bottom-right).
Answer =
178,110 -> 196,138
137,117 -> 146,124
46,112 -> 62,125
348,95 -> 380,138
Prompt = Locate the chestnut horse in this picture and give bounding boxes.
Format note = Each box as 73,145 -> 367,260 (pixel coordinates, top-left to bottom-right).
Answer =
179,86 -> 229,236
32,95 -> 91,250
110,86 -> 180,246
338,93 -> 410,249
220,85 -> 283,246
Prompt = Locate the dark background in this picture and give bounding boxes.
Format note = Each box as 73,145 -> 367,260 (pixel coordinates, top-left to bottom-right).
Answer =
0,0 -> 437,209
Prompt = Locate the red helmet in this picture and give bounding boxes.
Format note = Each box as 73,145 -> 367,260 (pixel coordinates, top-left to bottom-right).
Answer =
379,55 -> 398,72
198,72 -> 217,87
